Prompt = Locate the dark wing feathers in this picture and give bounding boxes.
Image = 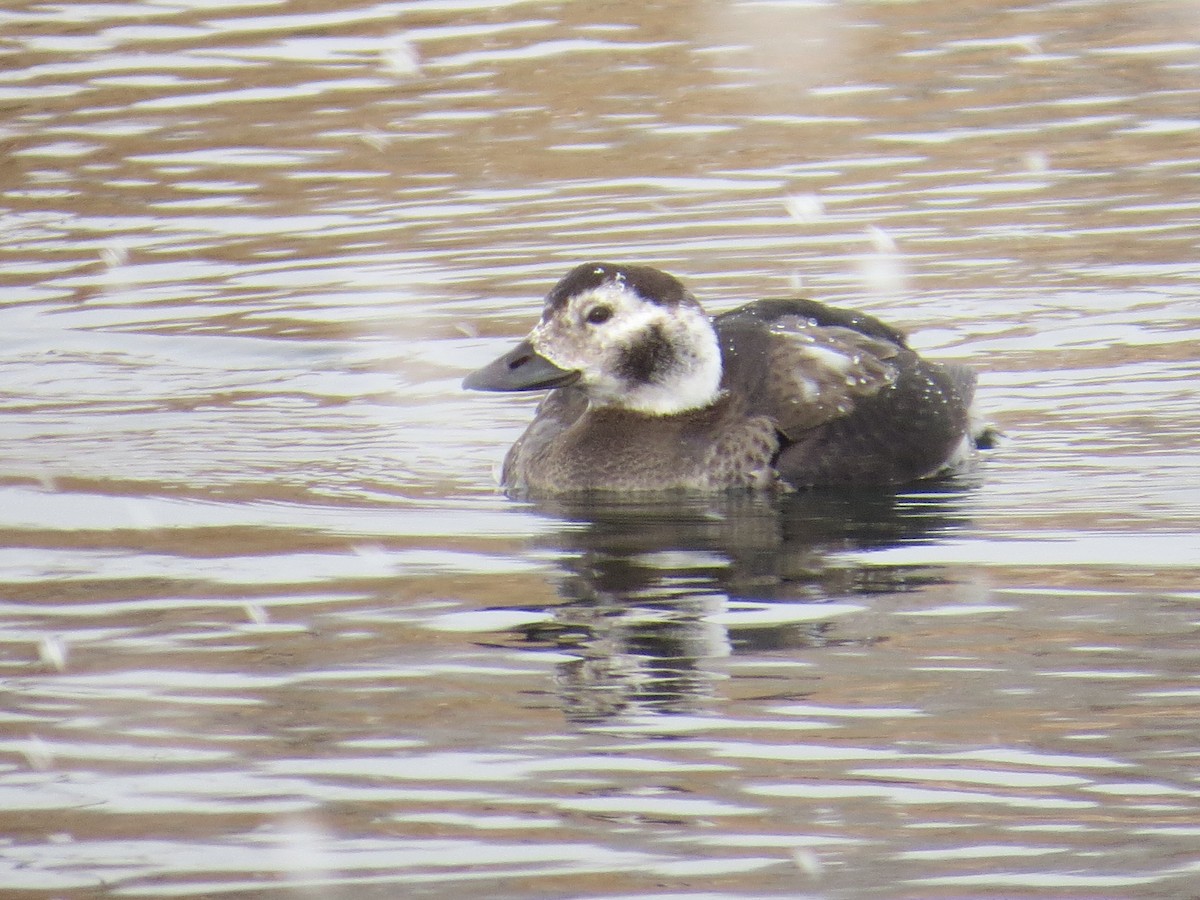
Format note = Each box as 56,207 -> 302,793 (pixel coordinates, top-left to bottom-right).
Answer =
774,351 -> 976,486
762,321 -> 901,437
714,297 -> 910,347
716,298 -> 975,487
716,299 -> 905,437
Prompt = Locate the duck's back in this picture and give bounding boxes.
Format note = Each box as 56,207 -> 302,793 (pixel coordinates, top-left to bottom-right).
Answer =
713,299 -> 978,488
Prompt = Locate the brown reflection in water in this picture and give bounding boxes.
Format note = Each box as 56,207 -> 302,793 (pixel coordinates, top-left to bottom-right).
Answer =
498,488 -> 976,722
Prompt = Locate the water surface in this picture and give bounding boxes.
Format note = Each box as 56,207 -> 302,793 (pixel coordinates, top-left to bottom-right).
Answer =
1,0 -> 1199,897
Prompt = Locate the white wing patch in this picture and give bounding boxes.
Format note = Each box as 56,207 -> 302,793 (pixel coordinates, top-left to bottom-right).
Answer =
764,318 -> 900,437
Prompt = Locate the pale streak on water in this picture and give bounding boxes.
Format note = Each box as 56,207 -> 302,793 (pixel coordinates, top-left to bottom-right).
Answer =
1,0 -> 1199,897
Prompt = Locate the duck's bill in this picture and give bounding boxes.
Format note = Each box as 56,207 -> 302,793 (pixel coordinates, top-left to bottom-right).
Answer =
463,339 -> 581,392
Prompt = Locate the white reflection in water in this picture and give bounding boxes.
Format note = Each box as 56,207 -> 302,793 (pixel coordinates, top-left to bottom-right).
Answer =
846,532 -> 1200,568
747,782 -> 1097,809
557,795 -> 763,817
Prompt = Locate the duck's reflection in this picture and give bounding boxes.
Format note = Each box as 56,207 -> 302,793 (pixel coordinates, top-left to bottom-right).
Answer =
504,484 -> 979,723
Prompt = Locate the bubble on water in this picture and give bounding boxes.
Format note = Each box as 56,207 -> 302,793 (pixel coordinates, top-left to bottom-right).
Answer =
856,225 -> 907,298
866,224 -> 897,254
784,193 -> 825,223
1024,150 -> 1050,173
1018,35 -> 1043,55
380,34 -> 421,78
360,130 -> 391,151
21,735 -> 54,771
245,604 -> 269,625
100,241 -> 128,269
791,846 -> 824,877
352,543 -> 391,565
38,635 -> 67,672
270,816 -> 337,888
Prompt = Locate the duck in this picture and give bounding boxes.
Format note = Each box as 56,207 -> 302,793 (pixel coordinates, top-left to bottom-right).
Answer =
464,262 -> 989,495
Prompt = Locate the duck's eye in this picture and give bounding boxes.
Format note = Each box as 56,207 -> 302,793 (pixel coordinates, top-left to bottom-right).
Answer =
585,305 -> 612,325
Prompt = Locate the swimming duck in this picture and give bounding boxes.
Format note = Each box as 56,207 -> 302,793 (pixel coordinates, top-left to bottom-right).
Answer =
464,263 -> 987,494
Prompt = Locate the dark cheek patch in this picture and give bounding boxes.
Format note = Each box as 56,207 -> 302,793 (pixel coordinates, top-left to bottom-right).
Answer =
616,324 -> 677,385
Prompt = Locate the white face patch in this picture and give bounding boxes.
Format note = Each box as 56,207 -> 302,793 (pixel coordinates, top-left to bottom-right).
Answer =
528,281 -> 723,416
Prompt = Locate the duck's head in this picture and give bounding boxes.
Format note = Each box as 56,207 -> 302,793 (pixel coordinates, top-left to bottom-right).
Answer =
463,263 -> 723,415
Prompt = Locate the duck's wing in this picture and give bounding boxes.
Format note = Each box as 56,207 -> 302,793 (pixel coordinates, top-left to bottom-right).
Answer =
715,297 -> 910,347
715,299 -> 978,486
715,299 -> 905,438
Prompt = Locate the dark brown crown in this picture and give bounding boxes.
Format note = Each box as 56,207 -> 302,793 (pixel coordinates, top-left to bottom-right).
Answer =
544,263 -> 696,313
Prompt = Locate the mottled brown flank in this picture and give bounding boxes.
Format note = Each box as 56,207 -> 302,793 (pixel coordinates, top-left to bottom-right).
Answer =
545,262 -> 693,313
701,414 -> 780,489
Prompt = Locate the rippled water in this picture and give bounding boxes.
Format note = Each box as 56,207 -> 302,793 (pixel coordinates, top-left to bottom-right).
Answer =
2,0 -> 1199,896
